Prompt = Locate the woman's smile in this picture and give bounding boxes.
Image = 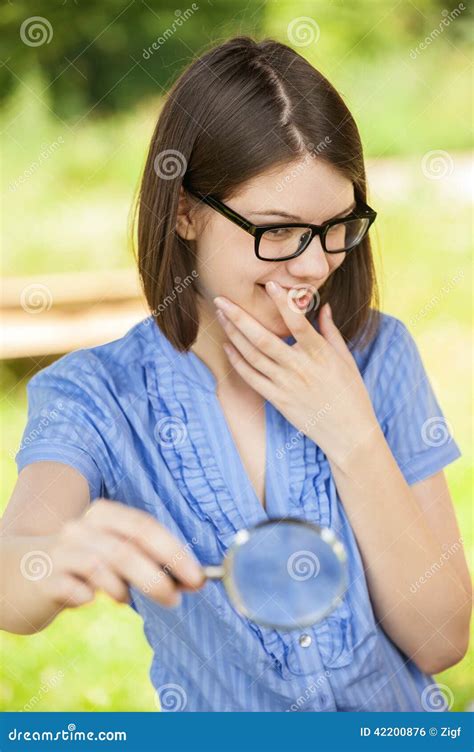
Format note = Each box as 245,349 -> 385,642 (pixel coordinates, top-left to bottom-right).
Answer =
255,282 -> 317,311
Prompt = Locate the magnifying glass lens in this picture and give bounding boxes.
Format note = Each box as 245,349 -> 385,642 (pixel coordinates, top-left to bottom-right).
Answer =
229,520 -> 346,630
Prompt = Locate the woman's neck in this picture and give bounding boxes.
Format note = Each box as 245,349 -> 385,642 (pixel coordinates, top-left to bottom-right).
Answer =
190,297 -> 249,393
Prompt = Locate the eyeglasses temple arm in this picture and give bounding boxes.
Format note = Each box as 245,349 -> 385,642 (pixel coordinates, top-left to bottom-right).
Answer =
189,190 -> 256,235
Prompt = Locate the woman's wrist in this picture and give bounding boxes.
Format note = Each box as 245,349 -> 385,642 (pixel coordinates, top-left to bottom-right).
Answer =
318,419 -> 387,479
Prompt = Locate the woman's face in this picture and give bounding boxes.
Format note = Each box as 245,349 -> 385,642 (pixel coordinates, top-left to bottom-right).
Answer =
178,157 -> 354,338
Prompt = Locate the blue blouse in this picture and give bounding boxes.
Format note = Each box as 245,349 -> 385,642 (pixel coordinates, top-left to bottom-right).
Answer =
15,311 -> 462,712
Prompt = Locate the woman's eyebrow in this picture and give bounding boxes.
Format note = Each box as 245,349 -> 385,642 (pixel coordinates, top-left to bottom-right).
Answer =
248,200 -> 356,222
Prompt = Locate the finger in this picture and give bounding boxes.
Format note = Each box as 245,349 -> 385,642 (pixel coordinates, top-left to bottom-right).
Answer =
85,501 -> 204,588
113,556 -> 180,607
318,303 -> 355,365
84,562 -> 131,604
216,310 -> 280,380
48,573 -> 95,609
223,342 -> 278,402
64,534 -> 181,607
262,282 -> 326,351
213,297 -> 293,366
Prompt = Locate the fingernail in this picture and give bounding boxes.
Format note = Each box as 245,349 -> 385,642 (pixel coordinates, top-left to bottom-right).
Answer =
186,563 -> 205,586
265,281 -> 279,294
325,302 -> 332,318
213,296 -> 232,310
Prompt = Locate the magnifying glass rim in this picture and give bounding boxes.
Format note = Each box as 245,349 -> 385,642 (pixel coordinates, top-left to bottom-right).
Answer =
221,516 -> 348,631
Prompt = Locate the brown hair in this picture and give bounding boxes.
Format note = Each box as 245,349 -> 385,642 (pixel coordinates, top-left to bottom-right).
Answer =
134,36 -> 380,352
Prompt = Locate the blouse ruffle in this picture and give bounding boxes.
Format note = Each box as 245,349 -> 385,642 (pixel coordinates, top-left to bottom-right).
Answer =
144,343 -> 358,678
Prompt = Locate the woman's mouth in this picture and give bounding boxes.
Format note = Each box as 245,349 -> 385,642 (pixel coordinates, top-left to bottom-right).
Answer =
257,283 -> 316,312
291,289 -> 314,309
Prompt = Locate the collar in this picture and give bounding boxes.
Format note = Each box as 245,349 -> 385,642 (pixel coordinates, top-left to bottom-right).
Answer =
149,316 -> 295,393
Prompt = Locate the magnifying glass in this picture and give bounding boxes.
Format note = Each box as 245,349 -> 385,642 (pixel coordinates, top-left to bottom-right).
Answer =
200,517 -> 348,631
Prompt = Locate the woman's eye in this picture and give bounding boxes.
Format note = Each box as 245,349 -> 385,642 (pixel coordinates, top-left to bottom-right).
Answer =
266,228 -> 290,239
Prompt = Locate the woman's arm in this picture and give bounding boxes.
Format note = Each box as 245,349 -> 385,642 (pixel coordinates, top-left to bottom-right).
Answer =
1,463 -> 204,635
209,290 -> 471,673
329,428 -> 471,675
0,462 -> 92,633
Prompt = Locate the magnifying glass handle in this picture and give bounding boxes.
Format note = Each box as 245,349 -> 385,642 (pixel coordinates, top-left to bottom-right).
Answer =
201,565 -> 225,580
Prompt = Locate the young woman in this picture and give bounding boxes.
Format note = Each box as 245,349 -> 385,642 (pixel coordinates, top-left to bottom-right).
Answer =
1,36 -> 470,713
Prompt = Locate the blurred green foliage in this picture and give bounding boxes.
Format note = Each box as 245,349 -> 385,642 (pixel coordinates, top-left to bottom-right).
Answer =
1,0 -> 472,714
2,0 -> 472,276
0,0 -> 472,152
0,0 -> 267,118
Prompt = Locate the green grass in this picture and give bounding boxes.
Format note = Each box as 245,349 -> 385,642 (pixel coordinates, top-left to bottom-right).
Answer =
0,596 -> 157,712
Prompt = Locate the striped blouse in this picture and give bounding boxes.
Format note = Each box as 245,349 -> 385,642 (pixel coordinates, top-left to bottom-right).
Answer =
15,311 -> 462,712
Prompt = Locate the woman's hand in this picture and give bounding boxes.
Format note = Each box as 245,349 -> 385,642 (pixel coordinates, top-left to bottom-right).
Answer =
214,281 -> 381,472
39,499 -> 205,612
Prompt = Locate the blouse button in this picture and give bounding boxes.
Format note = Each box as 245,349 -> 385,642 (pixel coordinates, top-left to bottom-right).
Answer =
298,633 -> 312,648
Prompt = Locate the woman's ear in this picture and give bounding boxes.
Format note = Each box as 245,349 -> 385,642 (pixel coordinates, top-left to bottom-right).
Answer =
175,186 -> 198,240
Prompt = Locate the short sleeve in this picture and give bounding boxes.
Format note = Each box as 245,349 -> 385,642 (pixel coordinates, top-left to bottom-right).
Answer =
15,354 -> 108,501
374,319 -> 462,485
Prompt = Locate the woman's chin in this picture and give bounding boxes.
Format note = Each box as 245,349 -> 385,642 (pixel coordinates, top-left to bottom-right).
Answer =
246,286 -> 288,335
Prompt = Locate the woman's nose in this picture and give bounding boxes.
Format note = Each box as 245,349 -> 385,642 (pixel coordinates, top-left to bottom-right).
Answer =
285,234 -> 330,279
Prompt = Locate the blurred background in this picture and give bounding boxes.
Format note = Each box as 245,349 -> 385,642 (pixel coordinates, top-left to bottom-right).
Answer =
1,0 -> 472,712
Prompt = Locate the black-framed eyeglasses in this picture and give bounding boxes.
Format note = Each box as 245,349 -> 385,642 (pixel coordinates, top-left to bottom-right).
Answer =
187,190 -> 377,261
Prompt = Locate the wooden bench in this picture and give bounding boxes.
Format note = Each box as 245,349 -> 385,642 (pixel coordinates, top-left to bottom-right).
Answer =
1,270 -> 149,359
